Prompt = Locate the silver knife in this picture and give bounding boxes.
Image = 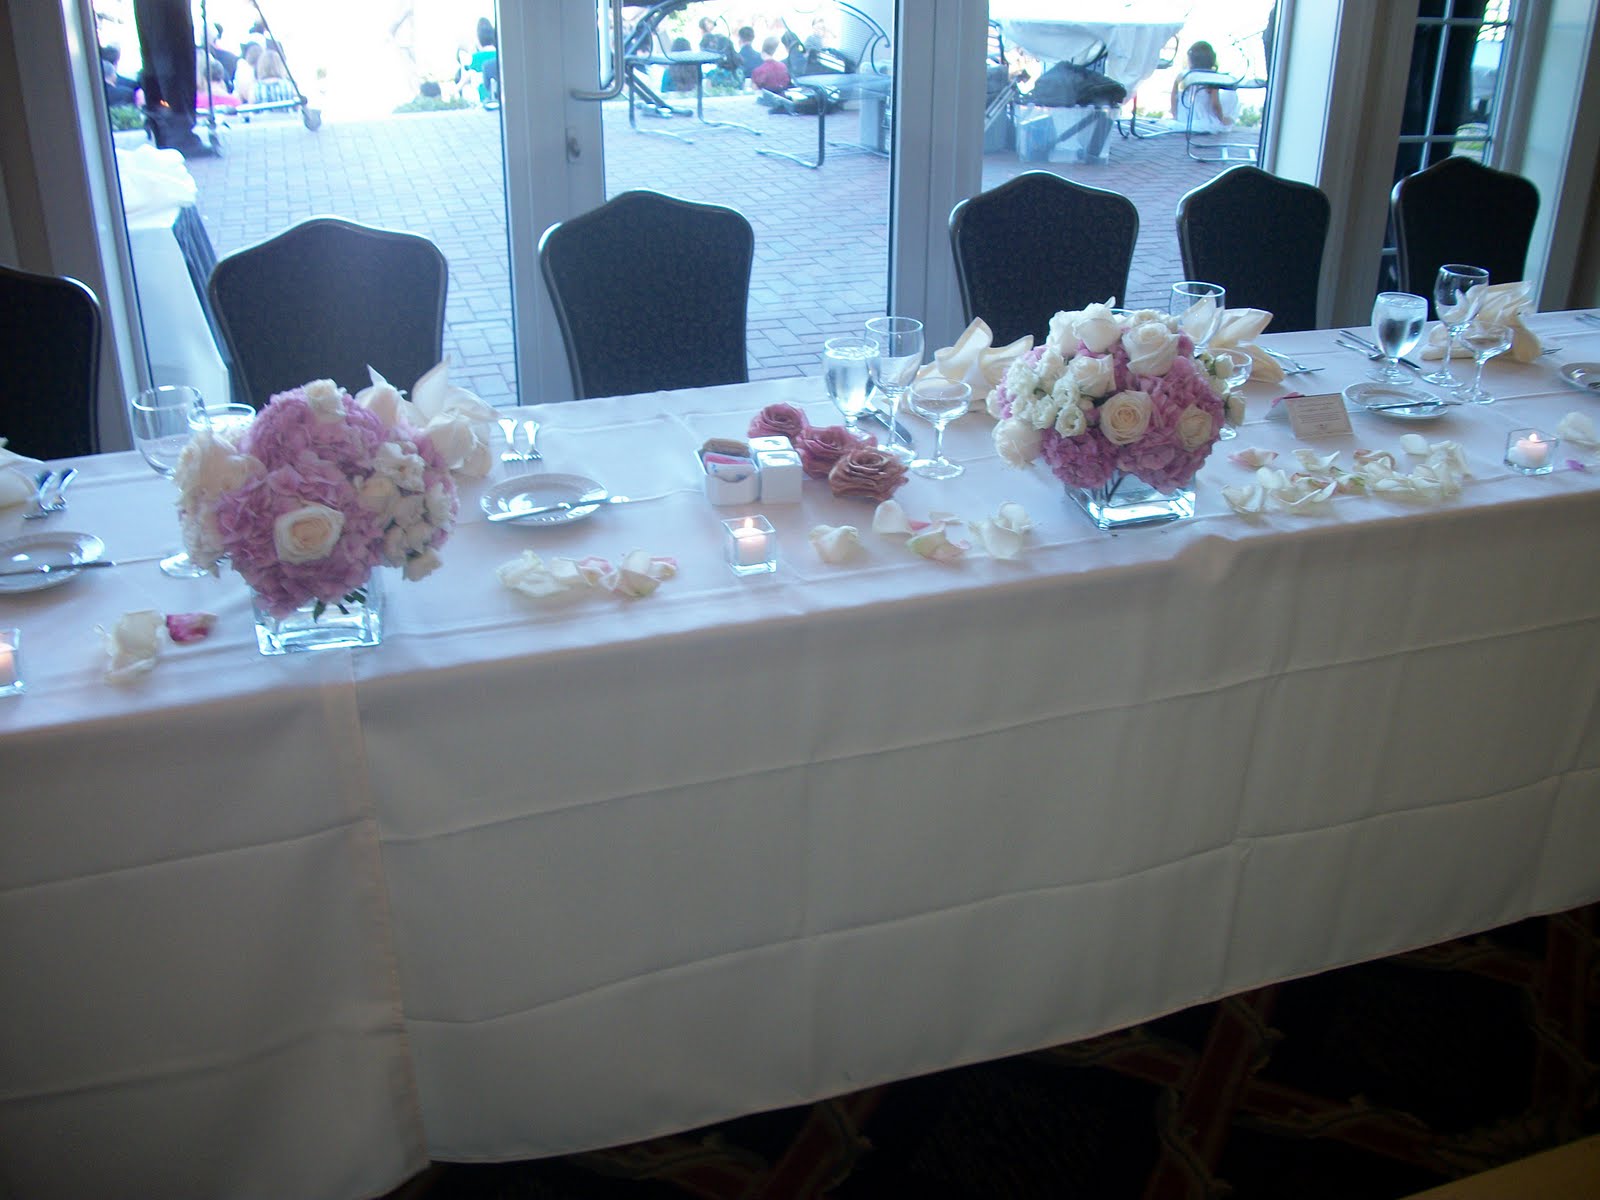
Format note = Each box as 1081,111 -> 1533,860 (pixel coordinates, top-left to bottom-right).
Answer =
1362,398 -> 1451,412
486,495 -> 630,522
0,559 -> 117,578
860,404 -> 915,449
1340,332 -> 1422,370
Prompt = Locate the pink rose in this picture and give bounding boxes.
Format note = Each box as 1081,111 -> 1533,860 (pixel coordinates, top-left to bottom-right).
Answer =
827,446 -> 907,502
794,424 -> 874,478
748,403 -> 810,442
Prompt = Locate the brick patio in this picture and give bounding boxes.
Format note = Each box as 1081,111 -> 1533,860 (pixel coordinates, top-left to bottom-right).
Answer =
180,94 -> 1252,404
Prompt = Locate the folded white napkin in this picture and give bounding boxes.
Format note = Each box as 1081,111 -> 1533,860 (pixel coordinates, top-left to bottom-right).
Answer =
914,318 -> 1034,407
358,362 -> 498,479
1425,281 -> 1541,363
0,440 -> 43,508
1208,308 -> 1285,384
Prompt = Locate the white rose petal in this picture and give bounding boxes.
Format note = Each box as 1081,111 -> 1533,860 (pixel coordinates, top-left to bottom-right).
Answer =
1399,434 -> 1430,457
872,499 -> 917,536
1222,483 -> 1269,514
810,524 -> 864,563
975,517 -> 1026,560
1099,390 -> 1153,446
356,367 -> 406,428
272,504 -> 344,564
1557,411 -> 1600,449
906,525 -> 967,563
1293,448 -> 1341,471
410,361 -> 497,422
993,501 -> 1032,532
1229,447 -> 1277,469
98,609 -> 167,683
498,550 -> 582,599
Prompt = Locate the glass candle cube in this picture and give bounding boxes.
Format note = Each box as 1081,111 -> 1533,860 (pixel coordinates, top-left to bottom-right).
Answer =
0,628 -> 22,697
1505,428 -> 1558,475
723,514 -> 777,576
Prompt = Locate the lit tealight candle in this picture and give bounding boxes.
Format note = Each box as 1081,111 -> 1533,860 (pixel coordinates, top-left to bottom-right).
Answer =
733,519 -> 769,566
1505,428 -> 1558,475
0,628 -> 21,697
722,515 -> 777,576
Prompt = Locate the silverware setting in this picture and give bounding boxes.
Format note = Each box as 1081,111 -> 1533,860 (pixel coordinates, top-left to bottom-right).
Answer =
497,418 -> 543,464
1260,347 -> 1323,374
0,558 -> 117,579
486,493 -> 640,522
860,404 -> 916,450
1575,312 -> 1600,327
1338,332 -> 1423,371
1361,397 -> 1452,412
23,468 -> 76,520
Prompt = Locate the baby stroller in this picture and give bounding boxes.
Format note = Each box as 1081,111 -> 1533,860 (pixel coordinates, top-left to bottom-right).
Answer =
197,0 -> 322,141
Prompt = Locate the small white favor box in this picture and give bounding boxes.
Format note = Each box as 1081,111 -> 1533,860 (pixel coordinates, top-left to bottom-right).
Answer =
699,438 -> 760,506
748,435 -> 794,456
756,449 -> 803,503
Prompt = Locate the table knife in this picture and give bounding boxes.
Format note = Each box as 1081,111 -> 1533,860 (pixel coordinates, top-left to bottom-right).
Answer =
486,495 -> 630,522
1340,331 -> 1422,370
860,405 -> 915,449
0,559 -> 117,578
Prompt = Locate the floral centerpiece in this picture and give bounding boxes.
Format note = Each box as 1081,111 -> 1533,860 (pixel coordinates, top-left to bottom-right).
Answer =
176,374 -> 463,652
990,303 -> 1238,528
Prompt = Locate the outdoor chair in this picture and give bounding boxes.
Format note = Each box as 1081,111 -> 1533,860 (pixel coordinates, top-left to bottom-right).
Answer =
538,190 -> 752,401
623,1 -> 758,142
0,264 -> 102,459
949,171 -> 1138,345
1177,165 -> 1330,332
1391,156 -> 1539,315
758,2 -> 892,169
208,217 -> 447,408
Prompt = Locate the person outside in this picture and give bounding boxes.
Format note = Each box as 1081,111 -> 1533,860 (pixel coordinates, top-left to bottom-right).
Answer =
233,42 -> 261,102
1170,40 -> 1238,132
750,36 -> 789,94
133,0 -> 210,157
736,26 -> 762,77
661,37 -> 701,94
472,17 -> 500,110
253,45 -> 294,105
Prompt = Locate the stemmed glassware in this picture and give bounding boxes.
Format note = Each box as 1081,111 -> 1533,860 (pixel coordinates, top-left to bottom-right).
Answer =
864,316 -> 924,463
127,385 -> 211,578
907,377 -> 972,479
1369,292 -> 1428,385
1423,264 -> 1489,389
1209,348 -> 1253,441
1459,320 -> 1513,403
1170,281 -> 1226,350
823,335 -> 877,430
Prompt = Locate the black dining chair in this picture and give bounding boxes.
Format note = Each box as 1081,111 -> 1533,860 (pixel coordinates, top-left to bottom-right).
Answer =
0,263 -> 102,459
539,190 -> 753,401
208,217 -> 448,408
1176,165 -> 1330,332
949,171 -> 1138,345
1391,156 -> 1539,315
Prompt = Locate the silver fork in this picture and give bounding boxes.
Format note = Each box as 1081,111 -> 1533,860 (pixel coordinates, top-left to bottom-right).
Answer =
1261,347 -> 1323,374
498,418 -> 523,463
23,469 -> 71,520
1576,312 -> 1600,327
522,420 -> 542,463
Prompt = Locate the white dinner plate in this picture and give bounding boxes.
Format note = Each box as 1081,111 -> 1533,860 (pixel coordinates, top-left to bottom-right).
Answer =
1341,382 -> 1451,422
1559,361 -> 1600,393
480,473 -> 607,527
0,530 -> 106,594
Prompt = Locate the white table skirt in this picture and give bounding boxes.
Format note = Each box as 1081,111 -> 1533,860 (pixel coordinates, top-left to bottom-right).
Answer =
3,316 -> 1600,1195
995,12 -> 1187,93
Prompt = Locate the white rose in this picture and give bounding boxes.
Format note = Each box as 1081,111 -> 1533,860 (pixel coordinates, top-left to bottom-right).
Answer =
1123,321 -> 1181,377
1037,346 -> 1067,386
424,481 -> 454,525
1176,404 -> 1216,451
1054,403 -> 1087,438
1073,303 -> 1122,354
423,413 -> 475,472
382,524 -> 408,566
1005,359 -> 1043,401
1066,354 -> 1115,399
1046,309 -> 1082,356
303,379 -> 345,423
357,473 -> 400,515
388,493 -> 425,530
375,442 -> 427,491
1098,390 -> 1152,445
358,381 -> 406,428
273,503 -> 344,564
403,546 -> 442,581
994,416 -> 1044,467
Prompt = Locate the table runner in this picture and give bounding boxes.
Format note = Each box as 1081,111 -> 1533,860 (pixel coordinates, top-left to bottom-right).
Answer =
3,316 -> 1599,1194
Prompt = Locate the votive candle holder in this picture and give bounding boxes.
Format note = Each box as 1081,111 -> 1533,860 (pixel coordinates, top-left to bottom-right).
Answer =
1505,428 -> 1558,475
0,628 -> 23,697
723,514 -> 777,576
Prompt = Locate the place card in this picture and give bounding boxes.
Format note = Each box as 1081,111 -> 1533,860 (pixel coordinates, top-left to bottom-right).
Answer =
0,628 -> 23,697
1284,392 -> 1354,440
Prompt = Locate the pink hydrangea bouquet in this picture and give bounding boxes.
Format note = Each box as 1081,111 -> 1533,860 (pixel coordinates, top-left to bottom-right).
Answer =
989,303 -> 1233,493
175,378 -> 458,617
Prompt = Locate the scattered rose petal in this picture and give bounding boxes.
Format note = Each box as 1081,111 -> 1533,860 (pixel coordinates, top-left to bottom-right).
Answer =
1354,449 -> 1396,469
1229,448 -> 1277,469
872,499 -> 919,535
1222,483 -> 1268,514
605,550 -> 677,599
1557,411 -> 1600,449
1293,448 -> 1340,471
1399,434 -> 1430,456
1566,459 -> 1588,472
99,609 -> 166,683
809,524 -> 864,563
906,526 -> 968,563
975,519 -> 1025,559
992,501 -> 1032,533
164,612 -> 216,644
497,550 -> 587,599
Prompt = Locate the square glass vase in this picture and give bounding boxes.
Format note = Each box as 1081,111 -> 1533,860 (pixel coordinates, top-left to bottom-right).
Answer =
252,572 -> 385,655
1068,471 -> 1195,531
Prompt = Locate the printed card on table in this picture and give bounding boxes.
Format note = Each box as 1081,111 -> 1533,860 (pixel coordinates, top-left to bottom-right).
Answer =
1284,393 -> 1354,440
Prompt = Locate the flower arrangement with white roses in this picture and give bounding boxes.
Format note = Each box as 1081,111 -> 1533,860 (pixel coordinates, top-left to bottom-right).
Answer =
989,303 -> 1240,494
174,369 -> 476,618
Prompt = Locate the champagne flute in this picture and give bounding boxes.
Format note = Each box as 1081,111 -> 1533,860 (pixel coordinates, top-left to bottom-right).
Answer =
1170,281 -> 1226,349
864,316 -> 924,463
1369,292 -> 1427,385
1459,319 -> 1513,403
908,377 -> 971,479
1423,264 -> 1489,389
1210,348 -> 1253,441
128,385 -> 211,578
823,335 -> 876,429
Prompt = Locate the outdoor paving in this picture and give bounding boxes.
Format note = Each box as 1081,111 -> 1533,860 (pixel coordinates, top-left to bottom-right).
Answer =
179,94 -> 1253,404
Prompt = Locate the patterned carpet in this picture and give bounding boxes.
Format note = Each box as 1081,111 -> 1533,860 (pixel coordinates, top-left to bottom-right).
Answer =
400,905 -> 1598,1200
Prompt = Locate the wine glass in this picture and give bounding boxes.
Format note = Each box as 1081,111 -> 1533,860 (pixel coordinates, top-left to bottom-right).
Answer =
907,377 -> 971,479
128,385 -> 211,578
1170,281 -> 1226,349
1423,264 -> 1489,389
1210,348 -> 1253,441
1459,319 -> 1513,403
1369,292 -> 1428,384
864,316 -> 924,463
823,335 -> 876,429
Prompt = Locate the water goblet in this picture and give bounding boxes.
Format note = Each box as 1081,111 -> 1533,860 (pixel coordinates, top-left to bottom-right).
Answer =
907,377 -> 972,479
1369,292 -> 1428,384
1210,348 -> 1253,441
823,335 -> 877,429
1459,319 -> 1514,403
127,385 -> 212,578
1170,281 -> 1226,349
1422,263 -> 1489,389
864,315 -> 924,463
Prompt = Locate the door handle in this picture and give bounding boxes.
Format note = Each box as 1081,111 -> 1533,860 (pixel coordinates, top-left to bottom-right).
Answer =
571,0 -> 627,101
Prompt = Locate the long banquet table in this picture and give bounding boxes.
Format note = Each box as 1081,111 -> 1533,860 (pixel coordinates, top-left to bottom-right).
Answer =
4,316 -> 1600,1198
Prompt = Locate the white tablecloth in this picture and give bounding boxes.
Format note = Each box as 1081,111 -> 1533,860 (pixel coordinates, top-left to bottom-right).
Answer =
4,317 -> 1600,1196
994,5 -> 1187,93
